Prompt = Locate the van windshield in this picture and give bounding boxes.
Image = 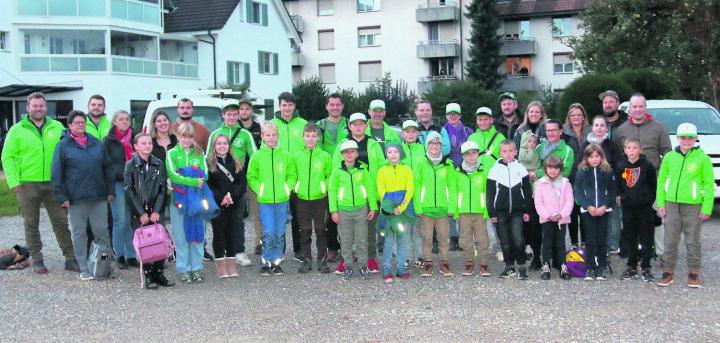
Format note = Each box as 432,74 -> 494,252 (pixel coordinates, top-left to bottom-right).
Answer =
648,108 -> 720,135
152,106 -> 224,132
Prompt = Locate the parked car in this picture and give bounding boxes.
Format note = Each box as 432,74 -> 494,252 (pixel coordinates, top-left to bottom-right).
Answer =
620,99 -> 720,198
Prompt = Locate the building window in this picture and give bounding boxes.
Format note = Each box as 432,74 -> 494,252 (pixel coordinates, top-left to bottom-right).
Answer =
552,17 -> 573,37
317,0 -> 334,16
318,30 -> 335,50
553,54 -> 573,74
319,63 -> 336,84
504,20 -> 531,39
227,61 -> 250,85
20,29 -> 107,72
357,0 -> 378,12
18,0 -> 107,17
430,58 -> 454,77
111,31 -> 158,74
505,56 -> 531,76
0,32 -> 7,50
258,51 -> 279,74
110,0 -> 160,25
358,26 -> 380,47
246,1 -> 268,26
359,61 -> 381,82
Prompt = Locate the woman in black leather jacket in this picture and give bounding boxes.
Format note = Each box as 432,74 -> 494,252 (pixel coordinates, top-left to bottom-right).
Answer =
123,133 -> 174,290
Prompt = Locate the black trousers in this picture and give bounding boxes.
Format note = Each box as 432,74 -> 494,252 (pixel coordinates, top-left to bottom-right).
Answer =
568,204 -> 584,246
325,218 -> 340,251
210,205 -> 243,258
621,206 -> 655,269
582,213 -> 609,270
289,194 -> 301,254
541,222 -> 567,266
524,201 -> 542,263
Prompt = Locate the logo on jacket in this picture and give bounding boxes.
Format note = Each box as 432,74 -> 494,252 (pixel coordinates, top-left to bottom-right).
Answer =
622,167 -> 640,188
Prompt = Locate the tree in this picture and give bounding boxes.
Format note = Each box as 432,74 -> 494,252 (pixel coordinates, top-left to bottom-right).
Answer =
422,80 -> 497,127
568,0 -> 720,107
556,74 -> 633,118
292,76 -> 329,122
465,0 -> 503,89
616,68 -> 673,100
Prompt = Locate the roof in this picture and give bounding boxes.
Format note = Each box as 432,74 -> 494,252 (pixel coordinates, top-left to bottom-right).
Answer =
0,84 -> 83,97
164,0 -> 240,33
496,0 -> 591,19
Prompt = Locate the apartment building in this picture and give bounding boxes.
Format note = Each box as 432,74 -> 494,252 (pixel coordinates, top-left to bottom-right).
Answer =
283,0 -> 589,94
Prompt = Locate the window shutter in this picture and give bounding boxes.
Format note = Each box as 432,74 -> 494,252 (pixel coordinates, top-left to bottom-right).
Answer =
273,53 -> 279,74
261,3 -> 268,26
258,51 -> 264,73
243,62 -> 251,87
246,0 -> 254,23
226,61 -> 234,84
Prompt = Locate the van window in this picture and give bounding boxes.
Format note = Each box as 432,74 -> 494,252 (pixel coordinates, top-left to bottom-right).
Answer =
649,108 -> 720,135
151,106 -> 223,132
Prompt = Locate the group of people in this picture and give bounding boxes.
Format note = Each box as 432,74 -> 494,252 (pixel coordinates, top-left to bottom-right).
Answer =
1,89 -> 713,290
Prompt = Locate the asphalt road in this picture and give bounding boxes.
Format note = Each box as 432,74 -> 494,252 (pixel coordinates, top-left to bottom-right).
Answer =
1,210 -> 719,342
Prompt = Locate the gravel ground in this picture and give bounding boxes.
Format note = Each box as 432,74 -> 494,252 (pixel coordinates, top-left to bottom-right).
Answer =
1,209 -> 720,342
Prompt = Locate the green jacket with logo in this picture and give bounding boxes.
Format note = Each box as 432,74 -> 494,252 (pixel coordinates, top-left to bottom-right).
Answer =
414,156 -> 455,218
246,144 -> 297,204
468,126 -> 505,160
656,146 -> 715,215
206,123 -> 257,163
272,111 -> 308,155
165,145 -> 208,188
291,147 -> 332,201
536,140 -> 574,179
328,161 -> 378,213
365,121 -> 401,145
1,115 -> 64,189
449,166 -> 489,219
317,116 -> 348,155
85,115 -> 112,140
332,136 -> 386,180
401,141 -> 426,174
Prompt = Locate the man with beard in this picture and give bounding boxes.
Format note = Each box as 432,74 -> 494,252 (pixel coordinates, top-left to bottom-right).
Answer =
85,94 -> 112,140
171,98 -> 211,151
494,92 -> 521,141
598,90 -> 628,139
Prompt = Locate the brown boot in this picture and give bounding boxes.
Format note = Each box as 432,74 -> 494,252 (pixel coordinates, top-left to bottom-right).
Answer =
687,271 -> 700,288
439,260 -> 454,277
421,261 -> 433,277
478,265 -> 492,277
215,258 -> 229,279
657,271 -> 674,287
226,257 -> 239,277
462,262 -> 475,276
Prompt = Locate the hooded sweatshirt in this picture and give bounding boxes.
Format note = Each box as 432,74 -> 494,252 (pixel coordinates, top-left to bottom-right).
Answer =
612,113 -> 672,169
615,154 -> 657,208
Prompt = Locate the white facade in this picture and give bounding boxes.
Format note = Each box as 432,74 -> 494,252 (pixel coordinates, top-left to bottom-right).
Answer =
284,0 -> 585,94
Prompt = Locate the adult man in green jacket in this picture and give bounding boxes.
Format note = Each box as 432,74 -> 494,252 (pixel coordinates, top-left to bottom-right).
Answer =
85,94 -> 112,140
1,92 -> 77,274
365,99 -> 400,151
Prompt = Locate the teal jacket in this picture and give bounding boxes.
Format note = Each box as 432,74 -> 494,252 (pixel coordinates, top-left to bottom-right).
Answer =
1,115 -> 65,189
657,146 -> 715,215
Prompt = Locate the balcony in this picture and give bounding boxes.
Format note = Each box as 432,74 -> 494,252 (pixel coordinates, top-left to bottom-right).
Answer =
17,0 -> 161,26
417,40 -> 460,59
500,36 -> 537,56
416,1 -> 460,22
502,75 -> 539,91
292,52 -> 304,67
290,15 -> 304,33
417,75 -> 458,94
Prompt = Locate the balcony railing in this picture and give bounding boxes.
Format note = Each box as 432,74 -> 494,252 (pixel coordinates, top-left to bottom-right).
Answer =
418,75 -> 458,94
417,40 -> 461,58
160,61 -> 198,78
112,56 -> 158,74
500,36 -> 537,56
502,75 -> 538,91
110,0 -> 160,25
17,0 -> 106,17
416,1 -> 460,22
291,48 -> 304,67
20,54 -> 107,72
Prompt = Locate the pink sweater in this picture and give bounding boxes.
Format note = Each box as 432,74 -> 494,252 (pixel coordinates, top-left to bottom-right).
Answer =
534,176 -> 574,224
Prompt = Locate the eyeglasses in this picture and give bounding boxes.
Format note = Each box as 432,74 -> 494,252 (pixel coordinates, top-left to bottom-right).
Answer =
428,141 -> 441,145
70,121 -> 86,125
545,128 -> 560,132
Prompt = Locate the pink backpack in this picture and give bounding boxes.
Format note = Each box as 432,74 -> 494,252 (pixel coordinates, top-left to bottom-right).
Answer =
133,223 -> 175,287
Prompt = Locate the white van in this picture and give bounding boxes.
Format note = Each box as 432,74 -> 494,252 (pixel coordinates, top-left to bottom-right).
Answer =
619,99 -> 720,198
141,90 -> 248,133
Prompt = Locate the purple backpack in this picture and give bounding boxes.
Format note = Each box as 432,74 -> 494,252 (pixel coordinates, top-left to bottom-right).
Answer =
565,248 -> 587,278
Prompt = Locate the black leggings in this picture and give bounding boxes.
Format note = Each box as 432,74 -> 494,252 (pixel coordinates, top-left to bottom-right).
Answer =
541,222 -> 567,266
210,205 -> 243,258
568,204 -> 584,246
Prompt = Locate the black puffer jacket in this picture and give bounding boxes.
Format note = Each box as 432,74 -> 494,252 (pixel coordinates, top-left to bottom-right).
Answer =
104,126 -> 134,182
207,156 -> 247,208
123,153 -> 167,217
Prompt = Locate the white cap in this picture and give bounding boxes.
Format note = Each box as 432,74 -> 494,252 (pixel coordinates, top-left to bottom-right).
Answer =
446,103 -> 461,114
461,141 -> 480,154
348,112 -> 366,124
475,107 -> 492,116
369,99 -> 386,110
402,120 -> 419,130
676,122 -> 698,137
340,140 -> 359,152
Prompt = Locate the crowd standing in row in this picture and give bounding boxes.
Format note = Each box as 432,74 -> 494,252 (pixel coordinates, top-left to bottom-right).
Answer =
1,89 -> 713,290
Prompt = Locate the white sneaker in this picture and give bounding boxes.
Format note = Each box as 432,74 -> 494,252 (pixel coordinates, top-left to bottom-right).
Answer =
236,253 -> 252,266
496,251 -> 504,262
525,245 -> 533,255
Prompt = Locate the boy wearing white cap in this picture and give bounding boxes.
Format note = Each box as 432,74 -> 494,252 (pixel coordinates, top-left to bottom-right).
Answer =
400,119 -> 426,267
468,107 -> 505,160
656,123 -> 714,288
366,99 -> 401,150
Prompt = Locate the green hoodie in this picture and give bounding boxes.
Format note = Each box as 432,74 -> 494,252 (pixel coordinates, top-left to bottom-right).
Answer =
414,156 -> 455,218
401,141 -> 426,174
165,145 -> 208,188
468,126 -> 505,160
536,139 -> 574,178
449,166 -> 488,219
317,116 -> 348,155
328,161 -> 378,213
291,147 -> 332,201
247,144 -> 297,204
332,136 -> 386,180
85,115 -> 112,140
365,121 -> 401,146
1,115 -> 64,189
272,111 -> 308,154
206,123 -> 257,163
656,146 -> 714,215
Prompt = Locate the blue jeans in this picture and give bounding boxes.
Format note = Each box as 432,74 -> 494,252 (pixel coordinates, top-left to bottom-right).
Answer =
495,212 -> 526,267
110,182 -> 135,259
449,217 -> 458,238
169,205 -> 204,273
259,202 -> 288,265
606,207 -> 622,251
383,231 -> 407,275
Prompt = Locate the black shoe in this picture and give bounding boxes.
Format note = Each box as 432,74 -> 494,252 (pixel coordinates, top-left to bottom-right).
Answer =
153,272 -> 175,287
298,259 -> 312,273
116,257 -> 128,270
359,266 -> 370,279
126,258 -> 140,268
541,263 -> 551,280
622,268 -> 638,280
259,265 -> 272,276
641,269 -> 654,282
342,267 -> 353,281
518,267 -> 528,280
204,250 -> 214,261
254,244 -> 262,255
595,269 -> 607,281
293,254 -> 304,263
318,261 -> 331,274
272,264 -> 284,276
560,264 -> 572,280
500,266 -> 516,278
449,237 -> 461,251
144,280 -> 159,290
64,259 -> 80,272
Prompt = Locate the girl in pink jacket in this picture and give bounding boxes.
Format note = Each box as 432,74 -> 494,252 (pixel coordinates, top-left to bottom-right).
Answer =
534,156 -> 574,280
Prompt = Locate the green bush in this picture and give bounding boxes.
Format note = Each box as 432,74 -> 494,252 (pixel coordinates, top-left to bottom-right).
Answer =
422,80 -> 497,127
292,76 -> 329,122
556,73 -> 633,119
616,68 -> 674,100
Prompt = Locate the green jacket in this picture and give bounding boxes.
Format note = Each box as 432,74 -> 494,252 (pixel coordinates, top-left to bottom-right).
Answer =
291,147 -> 332,201
85,115 -> 112,140
165,145 -> 208,188
246,144 -> 297,204
401,141 -> 426,174
206,123 -> 257,163
449,166 -> 488,218
332,136 -> 386,180
536,140 -> 574,178
365,121 -> 401,146
317,116 -> 348,155
272,112 -> 308,154
468,126 -> 505,160
1,115 -> 64,189
656,146 -> 715,215
414,156 -> 455,218
328,161 -> 378,213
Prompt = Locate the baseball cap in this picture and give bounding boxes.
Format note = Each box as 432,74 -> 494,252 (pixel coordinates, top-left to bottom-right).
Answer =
475,107 -> 493,116
598,90 -> 619,101
369,99 -> 386,110
222,103 -> 240,111
348,112 -> 366,124
676,123 -> 698,138
340,140 -> 359,152
461,141 -> 480,154
498,92 -> 516,102
445,103 -> 461,114
402,120 -> 419,130
237,98 -> 254,107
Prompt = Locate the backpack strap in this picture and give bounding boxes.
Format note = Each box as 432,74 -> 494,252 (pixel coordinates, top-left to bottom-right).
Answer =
484,131 -> 500,155
217,161 -> 235,183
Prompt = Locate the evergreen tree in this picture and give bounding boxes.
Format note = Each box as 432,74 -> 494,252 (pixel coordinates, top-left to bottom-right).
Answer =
464,0 -> 503,90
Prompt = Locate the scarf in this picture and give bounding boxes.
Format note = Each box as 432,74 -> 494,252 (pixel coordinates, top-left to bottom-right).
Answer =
70,132 -> 87,147
586,132 -> 608,145
427,152 -> 442,165
444,122 -> 471,166
462,161 -> 479,173
114,127 -> 133,161
540,140 -> 561,160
